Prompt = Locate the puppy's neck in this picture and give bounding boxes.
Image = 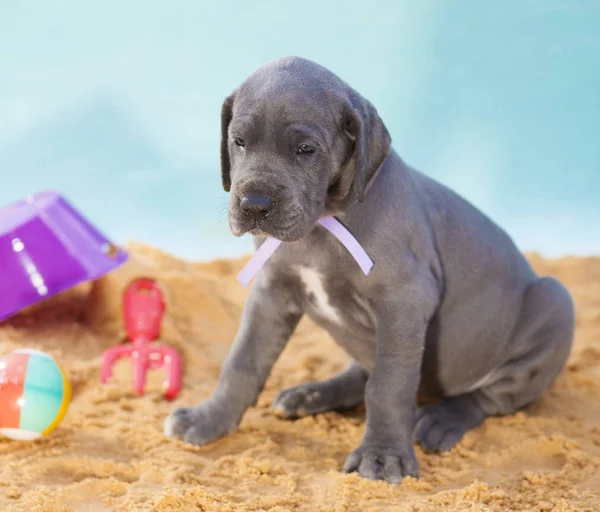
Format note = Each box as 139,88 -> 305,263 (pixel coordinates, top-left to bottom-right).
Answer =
325,150 -> 395,216
363,150 -> 393,197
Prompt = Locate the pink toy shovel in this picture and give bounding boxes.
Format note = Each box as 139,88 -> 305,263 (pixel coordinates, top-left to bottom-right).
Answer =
101,279 -> 182,400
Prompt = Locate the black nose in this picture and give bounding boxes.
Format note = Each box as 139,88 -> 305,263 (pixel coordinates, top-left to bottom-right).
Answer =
240,194 -> 275,220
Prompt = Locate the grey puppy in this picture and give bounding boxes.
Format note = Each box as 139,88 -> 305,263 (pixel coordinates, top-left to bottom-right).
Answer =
164,56 -> 575,483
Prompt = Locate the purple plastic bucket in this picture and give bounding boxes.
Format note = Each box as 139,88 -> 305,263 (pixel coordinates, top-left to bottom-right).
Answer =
0,190 -> 128,323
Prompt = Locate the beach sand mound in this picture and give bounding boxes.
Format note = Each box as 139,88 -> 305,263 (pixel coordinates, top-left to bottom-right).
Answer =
1,244 -> 599,511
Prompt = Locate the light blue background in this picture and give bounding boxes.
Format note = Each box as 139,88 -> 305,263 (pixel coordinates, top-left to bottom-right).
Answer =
1,1 -> 598,261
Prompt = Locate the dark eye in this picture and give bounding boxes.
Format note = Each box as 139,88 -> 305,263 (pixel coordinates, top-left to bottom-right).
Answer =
297,143 -> 315,155
234,138 -> 245,150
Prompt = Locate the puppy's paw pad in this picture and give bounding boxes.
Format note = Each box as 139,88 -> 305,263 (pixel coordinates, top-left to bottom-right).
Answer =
271,384 -> 322,419
414,403 -> 470,453
183,424 -> 219,446
343,445 -> 418,484
164,402 -> 235,446
164,407 -> 196,438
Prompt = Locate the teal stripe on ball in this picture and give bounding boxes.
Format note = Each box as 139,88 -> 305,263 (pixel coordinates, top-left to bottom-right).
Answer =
20,354 -> 64,433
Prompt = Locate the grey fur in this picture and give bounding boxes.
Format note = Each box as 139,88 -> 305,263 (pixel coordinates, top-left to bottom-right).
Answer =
164,56 -> 575,483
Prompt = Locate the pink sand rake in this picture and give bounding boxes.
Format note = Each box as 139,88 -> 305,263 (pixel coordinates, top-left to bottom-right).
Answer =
101,278 -> 182,400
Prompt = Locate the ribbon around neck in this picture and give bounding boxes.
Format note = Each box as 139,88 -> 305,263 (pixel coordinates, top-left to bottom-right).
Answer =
236,216 -> 374,287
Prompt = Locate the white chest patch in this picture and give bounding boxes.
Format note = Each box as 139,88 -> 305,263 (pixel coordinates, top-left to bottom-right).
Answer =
296,266 -> 342,324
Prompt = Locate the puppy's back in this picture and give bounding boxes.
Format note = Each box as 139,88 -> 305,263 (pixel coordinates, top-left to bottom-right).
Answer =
408,165 -> 538,285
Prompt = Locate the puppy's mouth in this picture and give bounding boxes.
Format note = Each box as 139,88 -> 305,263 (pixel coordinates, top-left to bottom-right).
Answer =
248,224 -> 265,236
230,208 -> 319,242
235,218 -> 306,241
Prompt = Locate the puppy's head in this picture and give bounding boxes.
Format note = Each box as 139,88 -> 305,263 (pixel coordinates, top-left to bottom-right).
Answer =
221,56 -> 391,241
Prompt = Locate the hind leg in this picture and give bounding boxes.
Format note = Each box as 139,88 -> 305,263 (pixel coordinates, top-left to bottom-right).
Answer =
415,276 -> 575,453
271,360 -> 368,418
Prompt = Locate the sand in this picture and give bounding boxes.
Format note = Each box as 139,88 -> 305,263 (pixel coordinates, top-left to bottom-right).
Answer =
1,243 -> 599,512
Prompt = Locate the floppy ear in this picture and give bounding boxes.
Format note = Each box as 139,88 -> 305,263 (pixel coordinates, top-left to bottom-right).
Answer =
220,91 -> 237,192
338,92 -> 391,203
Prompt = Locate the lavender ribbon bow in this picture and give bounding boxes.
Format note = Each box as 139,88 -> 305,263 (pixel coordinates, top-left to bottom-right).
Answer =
236,216 -> 374,287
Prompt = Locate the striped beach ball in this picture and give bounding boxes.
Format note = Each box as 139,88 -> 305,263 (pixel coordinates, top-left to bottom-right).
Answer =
0,349 -> 71,441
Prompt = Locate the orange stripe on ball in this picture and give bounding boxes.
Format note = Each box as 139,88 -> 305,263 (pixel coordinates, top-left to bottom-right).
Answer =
0,352 -> 29,429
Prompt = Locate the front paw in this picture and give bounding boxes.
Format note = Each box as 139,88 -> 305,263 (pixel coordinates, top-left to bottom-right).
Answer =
343,441 -> 419,484
164,399 -> 238,446
271,382 -> 328,419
